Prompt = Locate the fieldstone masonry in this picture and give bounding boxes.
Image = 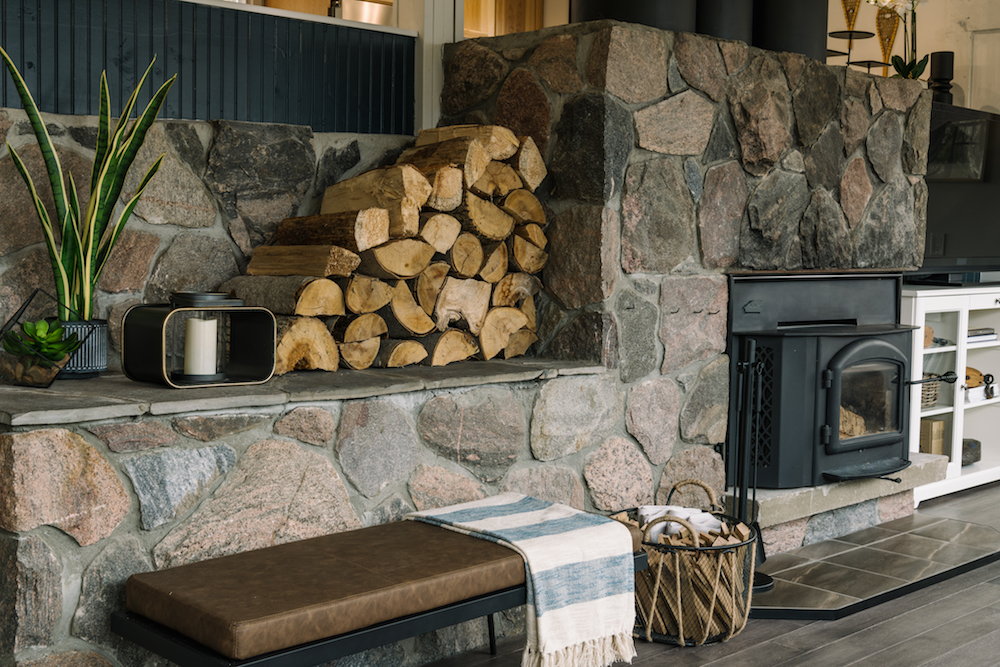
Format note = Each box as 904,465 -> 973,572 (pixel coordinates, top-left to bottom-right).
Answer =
0,19 -> 931,667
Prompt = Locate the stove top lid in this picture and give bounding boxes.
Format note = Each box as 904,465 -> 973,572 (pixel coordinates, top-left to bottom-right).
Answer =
741,323 -> 919,337
729,273 -> 904,334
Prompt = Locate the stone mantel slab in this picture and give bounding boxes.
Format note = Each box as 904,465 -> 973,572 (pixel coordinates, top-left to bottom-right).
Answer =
737,452 -> 949,528
0,361 -> 604,428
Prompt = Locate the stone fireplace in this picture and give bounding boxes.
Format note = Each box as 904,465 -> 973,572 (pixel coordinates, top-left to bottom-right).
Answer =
0,19 -> 948,667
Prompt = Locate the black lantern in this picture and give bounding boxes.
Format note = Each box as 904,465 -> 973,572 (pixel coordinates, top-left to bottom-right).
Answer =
122,292 -> 276,388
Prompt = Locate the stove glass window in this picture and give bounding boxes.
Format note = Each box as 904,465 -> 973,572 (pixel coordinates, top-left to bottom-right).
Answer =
839,360 -> 900,440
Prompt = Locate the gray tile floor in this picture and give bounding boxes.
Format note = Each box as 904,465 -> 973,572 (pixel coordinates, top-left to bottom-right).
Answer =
425,482 -> 1000,667
753,513 -> 1000,618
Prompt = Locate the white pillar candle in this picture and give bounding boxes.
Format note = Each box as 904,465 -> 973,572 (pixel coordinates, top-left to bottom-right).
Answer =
184,318 -> 218,375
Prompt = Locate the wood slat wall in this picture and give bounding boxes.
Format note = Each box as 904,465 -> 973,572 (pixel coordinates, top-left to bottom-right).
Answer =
0,0 -> 414,134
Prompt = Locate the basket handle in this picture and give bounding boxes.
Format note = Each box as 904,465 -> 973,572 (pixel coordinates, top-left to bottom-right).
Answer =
643,514 -> 702,548
664,478 -> 722,512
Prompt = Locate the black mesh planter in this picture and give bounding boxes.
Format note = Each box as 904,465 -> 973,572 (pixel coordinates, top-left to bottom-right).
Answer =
753,0 -> 828,61
570,0 -> 696,32
60,320 -> 108,378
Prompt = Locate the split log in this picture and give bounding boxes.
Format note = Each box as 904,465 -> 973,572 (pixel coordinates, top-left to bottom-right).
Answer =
396,136 -> 490,189
339,274 -> 393,314
377,281 -> 436,337
509,234 -> 548,274
493,272 -> 543,307
840,406 -> 867,439
217,275 -> 345,317
418,329 -> 480,366
330,312 -> 388,343
339,337 -> 381,370
425,166 -> 464,212
454,191 -> 514,241
272,210 -> 389,253
434,277 -> 492,335
505,328 -> 538,358
247,245 -> 361,278
479,242 -> 508,283
415,124 -> 519,161
320,164 -> 432,239
449,232 -> 484,279
521,293 -> 537,332
416,262 -> 451,316
515,223 -> 548,250
501,189 -> 545,225
471,161 -> 523,198
479,307 -> 529,360
274,316 -> 340,375
372,339 -> 428,368
357,239 -> 436,279
419,213 -> 462,253
510,135 -> 547,192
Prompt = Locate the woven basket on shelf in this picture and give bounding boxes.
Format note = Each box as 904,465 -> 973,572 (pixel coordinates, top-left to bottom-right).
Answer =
632,480 -> 757,647
921,372 -> 940,408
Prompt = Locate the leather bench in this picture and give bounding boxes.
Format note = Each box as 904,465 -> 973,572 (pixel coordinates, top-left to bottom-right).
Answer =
112,519 -> 646,667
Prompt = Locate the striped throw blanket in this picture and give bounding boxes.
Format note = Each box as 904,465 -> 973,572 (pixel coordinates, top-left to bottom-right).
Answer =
408,493 -> 636,667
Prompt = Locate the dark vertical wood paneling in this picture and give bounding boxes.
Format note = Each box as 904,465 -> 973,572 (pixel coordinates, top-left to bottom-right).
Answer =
53,0 -> 72,113
207,7 -> 224,121
194,4 -> 210,121
20,0 -> 40,105
135,1 -> 155,112
119,0 -> 138,107
179,1 -> 196,119
0,0 -> 414,133
72,0 -> 89,113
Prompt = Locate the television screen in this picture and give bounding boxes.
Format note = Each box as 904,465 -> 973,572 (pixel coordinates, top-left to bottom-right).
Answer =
913,102 -> 1000,277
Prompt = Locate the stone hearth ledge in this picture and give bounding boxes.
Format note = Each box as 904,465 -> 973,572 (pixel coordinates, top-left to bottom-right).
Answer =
731,452 -> 949,528
0,360 -> 603,427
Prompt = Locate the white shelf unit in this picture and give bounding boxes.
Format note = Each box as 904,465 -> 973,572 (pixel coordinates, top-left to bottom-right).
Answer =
902,285 -> 1000,503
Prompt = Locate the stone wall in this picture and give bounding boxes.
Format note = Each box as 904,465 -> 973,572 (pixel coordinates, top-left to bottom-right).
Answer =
440,20 -> 930,539
0,20 -> 932,667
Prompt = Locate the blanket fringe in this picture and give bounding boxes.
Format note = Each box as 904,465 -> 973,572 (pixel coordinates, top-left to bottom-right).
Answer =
521,631 -> 637,667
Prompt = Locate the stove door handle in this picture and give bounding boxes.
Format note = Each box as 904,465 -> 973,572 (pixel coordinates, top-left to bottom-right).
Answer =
909,371 -> 958,386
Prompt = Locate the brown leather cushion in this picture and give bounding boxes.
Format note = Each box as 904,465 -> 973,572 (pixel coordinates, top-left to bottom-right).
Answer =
127,521 -> 525,659
126,519 -> 643,660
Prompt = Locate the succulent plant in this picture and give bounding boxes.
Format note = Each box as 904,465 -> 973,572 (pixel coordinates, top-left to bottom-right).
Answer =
2,319 -> 82,368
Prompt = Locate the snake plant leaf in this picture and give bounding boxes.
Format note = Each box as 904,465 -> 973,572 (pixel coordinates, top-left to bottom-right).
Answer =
93,154 -> 166,285
5,144 -> 73,308
87,72 -> 176,279
91,71 -> 113,195
0,47 -> 71,236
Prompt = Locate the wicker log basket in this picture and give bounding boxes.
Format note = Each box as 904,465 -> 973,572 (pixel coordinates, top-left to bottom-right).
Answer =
630,480 -> 757,647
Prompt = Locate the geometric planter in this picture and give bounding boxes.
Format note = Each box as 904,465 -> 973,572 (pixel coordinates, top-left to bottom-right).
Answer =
0,289 -> 99,387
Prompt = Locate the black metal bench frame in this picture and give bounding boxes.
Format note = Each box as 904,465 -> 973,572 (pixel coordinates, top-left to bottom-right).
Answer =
111,552 -> 648,667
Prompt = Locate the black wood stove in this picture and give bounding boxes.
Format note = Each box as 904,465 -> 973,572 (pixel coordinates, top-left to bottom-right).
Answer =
726,274 -> 920,490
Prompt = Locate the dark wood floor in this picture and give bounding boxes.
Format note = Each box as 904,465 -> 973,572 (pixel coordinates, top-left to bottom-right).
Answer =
425,482 -> 1000,667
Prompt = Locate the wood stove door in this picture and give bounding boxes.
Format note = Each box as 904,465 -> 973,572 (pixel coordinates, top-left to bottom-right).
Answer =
823,338 -> 909,455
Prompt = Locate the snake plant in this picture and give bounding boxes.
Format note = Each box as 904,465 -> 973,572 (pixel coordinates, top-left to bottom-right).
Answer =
0,47 -> 176,321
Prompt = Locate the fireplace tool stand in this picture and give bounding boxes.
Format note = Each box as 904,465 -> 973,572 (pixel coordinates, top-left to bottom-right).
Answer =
733,338 -> 774,593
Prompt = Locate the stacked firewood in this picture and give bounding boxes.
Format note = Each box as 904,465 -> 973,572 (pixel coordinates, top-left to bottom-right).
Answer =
222,125 -> 548,374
